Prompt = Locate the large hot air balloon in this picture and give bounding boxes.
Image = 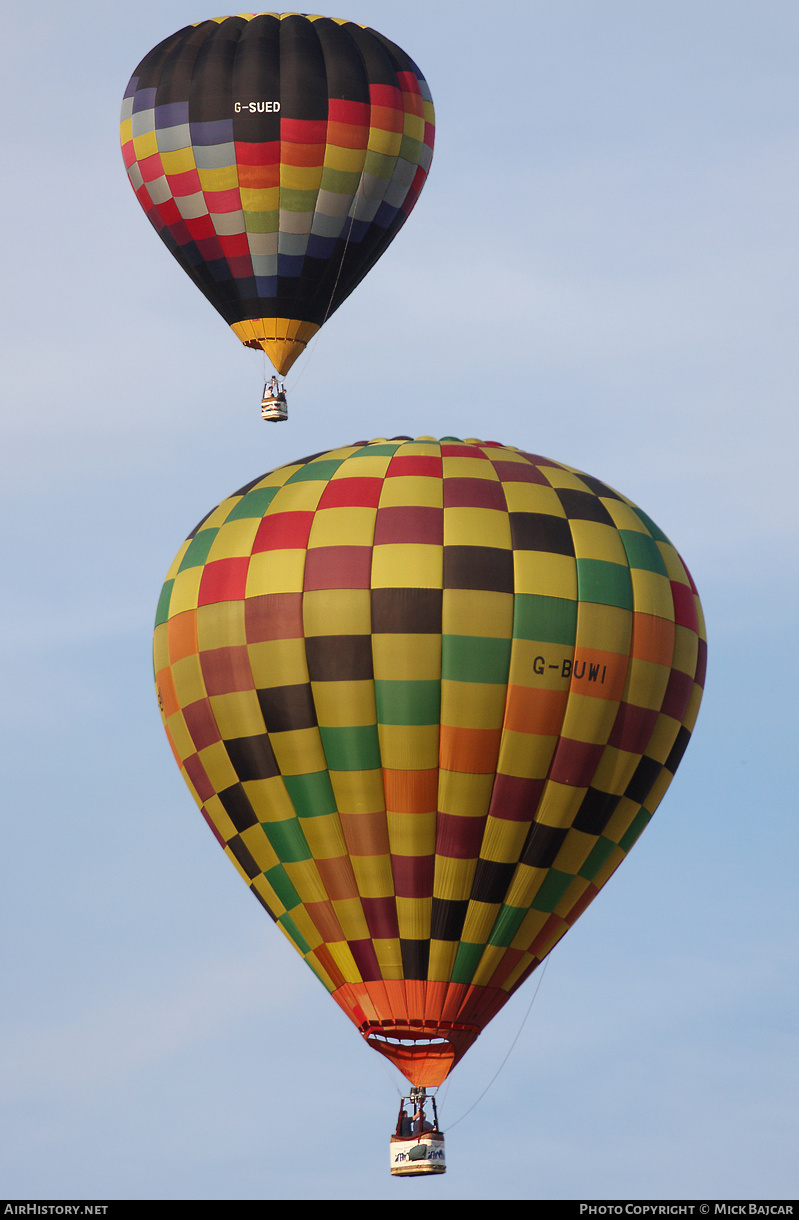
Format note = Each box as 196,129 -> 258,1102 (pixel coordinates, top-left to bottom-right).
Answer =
153,437 -> 706,1118
121,13 -> 435,394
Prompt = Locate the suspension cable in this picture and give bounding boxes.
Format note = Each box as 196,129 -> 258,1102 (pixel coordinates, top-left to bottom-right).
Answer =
443,959 -> 549,1132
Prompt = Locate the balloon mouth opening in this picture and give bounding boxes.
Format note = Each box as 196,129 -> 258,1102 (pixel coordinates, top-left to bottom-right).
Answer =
365,1032 -> 456,1087
368,1032 -> 452,1049
362,1021 -> 481,1088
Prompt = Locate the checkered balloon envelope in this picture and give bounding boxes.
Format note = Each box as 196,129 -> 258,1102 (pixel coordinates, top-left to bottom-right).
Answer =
153,436 -> 706,1087
122,14 -> 435,380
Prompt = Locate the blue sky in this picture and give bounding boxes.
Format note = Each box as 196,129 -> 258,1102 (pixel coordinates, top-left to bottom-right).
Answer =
1,0 -> 797,1202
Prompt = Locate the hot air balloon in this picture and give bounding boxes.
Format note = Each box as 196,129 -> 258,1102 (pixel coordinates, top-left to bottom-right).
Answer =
121,13 -> 435,419
153,436 -> 706,1174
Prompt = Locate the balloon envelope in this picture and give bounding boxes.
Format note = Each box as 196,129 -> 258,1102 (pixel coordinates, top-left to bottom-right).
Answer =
121,13 -> 435,375
153,437 -> 706,1086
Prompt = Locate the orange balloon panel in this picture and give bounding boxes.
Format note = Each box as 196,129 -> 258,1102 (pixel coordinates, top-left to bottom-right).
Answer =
153,438 -> 706,1086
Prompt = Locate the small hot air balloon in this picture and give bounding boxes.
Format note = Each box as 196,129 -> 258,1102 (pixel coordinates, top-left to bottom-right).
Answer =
121,14 -> 435,418
153,436 -> 706,1174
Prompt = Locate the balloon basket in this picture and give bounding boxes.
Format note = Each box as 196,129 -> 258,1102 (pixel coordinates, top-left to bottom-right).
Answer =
261,380 -> 287,422
390,1088 -> 446,1176
390,1132 -> 446,1177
